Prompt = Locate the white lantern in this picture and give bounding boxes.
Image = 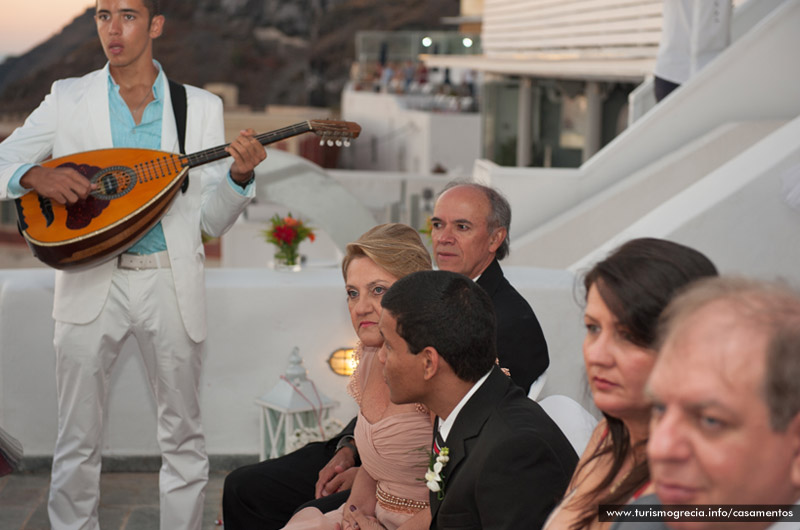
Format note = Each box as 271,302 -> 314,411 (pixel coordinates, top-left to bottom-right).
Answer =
254,347 -> 339,460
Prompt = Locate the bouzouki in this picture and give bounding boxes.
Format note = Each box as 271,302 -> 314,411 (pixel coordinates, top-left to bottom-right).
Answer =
14,119 -> 361,270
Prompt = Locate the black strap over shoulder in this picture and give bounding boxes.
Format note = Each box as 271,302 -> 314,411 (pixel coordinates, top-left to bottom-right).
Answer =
168,78 -> 189,193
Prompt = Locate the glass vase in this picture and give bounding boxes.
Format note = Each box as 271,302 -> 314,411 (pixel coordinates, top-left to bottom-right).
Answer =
273,247 -> 302,272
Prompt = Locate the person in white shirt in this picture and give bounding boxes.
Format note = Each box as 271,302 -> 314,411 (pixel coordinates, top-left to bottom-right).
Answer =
654,0 -> 733,101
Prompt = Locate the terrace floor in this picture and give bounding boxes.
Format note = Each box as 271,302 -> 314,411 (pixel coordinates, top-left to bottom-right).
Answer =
0,471 -> 228,530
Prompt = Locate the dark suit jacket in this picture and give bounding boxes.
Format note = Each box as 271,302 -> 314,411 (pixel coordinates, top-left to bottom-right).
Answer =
477,259 -> 549,392
430,367 -> 578,529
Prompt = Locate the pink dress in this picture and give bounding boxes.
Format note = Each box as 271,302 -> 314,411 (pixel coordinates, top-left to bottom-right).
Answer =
281,346 -> 431,530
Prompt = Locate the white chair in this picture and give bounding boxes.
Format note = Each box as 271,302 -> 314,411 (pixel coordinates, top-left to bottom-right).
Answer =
537,394 -> 598,456
526,370 -> 548,401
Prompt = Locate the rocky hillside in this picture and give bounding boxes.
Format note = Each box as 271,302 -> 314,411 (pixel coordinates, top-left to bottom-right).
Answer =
0,0 -> 458,113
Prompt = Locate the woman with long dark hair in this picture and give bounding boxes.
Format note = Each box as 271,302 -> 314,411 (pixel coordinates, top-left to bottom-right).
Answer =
544,238 -> 718,530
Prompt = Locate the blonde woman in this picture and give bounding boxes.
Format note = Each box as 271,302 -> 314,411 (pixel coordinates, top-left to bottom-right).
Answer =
283,223 -> 433,530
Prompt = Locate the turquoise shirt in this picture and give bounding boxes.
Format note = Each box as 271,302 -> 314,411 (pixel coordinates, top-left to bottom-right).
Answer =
111,65 -> 167,254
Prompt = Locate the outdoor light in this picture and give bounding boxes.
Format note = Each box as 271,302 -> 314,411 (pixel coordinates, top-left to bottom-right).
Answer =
462,37 -> 474,48
421,36 -> 433,48
328,347 -> 357,376
255,347 -> 338,459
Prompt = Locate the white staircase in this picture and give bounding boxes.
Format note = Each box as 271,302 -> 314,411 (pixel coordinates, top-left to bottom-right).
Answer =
509,121 -> 785,269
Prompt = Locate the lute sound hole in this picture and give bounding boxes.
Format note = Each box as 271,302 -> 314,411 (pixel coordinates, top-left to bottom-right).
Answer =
90,166 -> 137,199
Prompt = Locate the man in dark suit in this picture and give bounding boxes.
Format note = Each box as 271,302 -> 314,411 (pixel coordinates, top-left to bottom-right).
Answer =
431,182 -> 548,392
348,270 -> 577,529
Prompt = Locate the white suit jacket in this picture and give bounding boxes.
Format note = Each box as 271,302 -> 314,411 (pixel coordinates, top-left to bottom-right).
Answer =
0,64 -> 254,342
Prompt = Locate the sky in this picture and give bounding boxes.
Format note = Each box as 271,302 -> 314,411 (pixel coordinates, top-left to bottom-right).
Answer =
0,1 -> 94,60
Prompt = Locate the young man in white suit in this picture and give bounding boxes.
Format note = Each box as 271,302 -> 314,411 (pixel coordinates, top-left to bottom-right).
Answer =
0,1 -> 266,528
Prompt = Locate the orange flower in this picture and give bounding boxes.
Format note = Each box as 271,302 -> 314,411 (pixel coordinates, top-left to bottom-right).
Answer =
283,216 -> 300,227
309,232 -> 316,242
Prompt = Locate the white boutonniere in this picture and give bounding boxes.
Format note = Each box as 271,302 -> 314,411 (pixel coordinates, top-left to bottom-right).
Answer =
425,446 -> 449,499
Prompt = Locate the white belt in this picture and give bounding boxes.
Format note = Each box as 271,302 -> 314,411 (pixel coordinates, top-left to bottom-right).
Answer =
117,251 -> 171,270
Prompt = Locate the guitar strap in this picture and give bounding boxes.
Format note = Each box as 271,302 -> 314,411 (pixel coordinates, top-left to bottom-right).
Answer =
168,78 -> 189,193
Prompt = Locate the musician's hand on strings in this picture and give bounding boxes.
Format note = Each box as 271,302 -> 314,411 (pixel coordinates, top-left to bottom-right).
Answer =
227,128 -> 266,184
20,165 -> 96,205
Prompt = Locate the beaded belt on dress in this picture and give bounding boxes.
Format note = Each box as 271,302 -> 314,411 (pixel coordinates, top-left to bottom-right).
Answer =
376,484 -> 429,514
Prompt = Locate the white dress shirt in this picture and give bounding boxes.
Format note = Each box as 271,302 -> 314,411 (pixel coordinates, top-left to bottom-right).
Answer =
438,370 -> 492,442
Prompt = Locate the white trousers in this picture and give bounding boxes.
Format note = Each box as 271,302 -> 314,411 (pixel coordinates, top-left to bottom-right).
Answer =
48,268 -> 208,530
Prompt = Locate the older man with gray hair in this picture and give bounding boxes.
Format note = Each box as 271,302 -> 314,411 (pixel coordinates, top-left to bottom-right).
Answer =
611,277 -> 800,530
431,180 -> 549,392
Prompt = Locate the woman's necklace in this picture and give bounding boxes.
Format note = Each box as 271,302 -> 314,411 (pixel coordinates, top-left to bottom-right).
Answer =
608,468 -> 633,494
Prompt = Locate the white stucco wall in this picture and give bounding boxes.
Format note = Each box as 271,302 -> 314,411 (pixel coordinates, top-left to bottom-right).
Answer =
0,266 -> 590,457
